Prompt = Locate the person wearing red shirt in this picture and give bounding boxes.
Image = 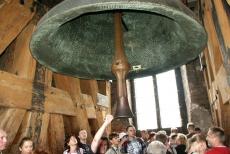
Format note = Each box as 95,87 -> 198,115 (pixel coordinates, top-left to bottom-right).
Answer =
205,127 -> 230,154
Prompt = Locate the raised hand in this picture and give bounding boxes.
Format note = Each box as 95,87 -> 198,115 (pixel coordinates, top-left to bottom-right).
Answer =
104,114 -> 114,124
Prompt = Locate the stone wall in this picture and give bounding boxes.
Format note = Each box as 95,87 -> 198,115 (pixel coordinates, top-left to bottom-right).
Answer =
181,59 -> 212,132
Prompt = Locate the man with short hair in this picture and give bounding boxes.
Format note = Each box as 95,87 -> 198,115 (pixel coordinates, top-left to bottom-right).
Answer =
205,127 -> 230,154
78,129 -> 93,154
155,132 -> 168,145
0,129 -> 7,154
79,115 -> 114,154
121,125 -> 146,154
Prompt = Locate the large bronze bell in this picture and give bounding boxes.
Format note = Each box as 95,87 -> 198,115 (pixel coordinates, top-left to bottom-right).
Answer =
30,0 -> 207,118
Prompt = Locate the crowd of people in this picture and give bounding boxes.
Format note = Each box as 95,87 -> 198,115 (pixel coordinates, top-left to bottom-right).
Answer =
0,115 -> 229,154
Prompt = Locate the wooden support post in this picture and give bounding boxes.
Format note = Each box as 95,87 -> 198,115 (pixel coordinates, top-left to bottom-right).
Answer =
36,113 -> 50,153
49,114 -> 65,154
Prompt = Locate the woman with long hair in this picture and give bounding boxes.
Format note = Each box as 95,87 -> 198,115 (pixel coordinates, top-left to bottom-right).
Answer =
64,135 -> 83,154
96,137 -> 110,154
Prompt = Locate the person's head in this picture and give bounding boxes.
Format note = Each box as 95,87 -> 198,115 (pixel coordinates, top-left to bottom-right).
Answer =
147,140 -> 167,154
78,129 -> 88,141
157,130 -> 167,135
126,125 -> 136,138
109,132 -> 120,146
119,132 -> 128,143
206,127 -> 225,147
64,135 -> 78,152
186,134 -> 207,154
97,137 -> 109,154
194,127 -> 201,134
148,131 -> 156,142
169,133 -> 178,145
176,133 -> 187,145
140,130 -> 149,141
19,137 -> 33,154
187,122 -> 195,133
155,132 -> 168,145
171,127 -> 178,134
0,129 -> 7,151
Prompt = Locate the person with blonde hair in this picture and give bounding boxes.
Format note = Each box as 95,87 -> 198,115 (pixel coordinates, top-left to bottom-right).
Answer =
186,134 -> 207,154
147,140 -> 167,154
175,133 -> 187,154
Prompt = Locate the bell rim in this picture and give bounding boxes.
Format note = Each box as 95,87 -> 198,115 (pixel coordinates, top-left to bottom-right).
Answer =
30,0 -> 207,80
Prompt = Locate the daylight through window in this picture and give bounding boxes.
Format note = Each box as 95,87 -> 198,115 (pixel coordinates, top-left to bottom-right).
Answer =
134,70 -> 182,130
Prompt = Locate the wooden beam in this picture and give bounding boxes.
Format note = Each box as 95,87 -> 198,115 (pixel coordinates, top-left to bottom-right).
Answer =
82,94 -> 96,119
0,0 -> 34,54
4,21 -> 36,80
0,108 -> 26,146
36,113 -> 50,153
212,0 -> 230,49
203,48 -> 215,82
53,74 -> 93,141
0,70 -> 76,116
80,79 -> 104,127
203,0 -> 224,74
49,114 -> 65,154
80,79 -> 99,103
215,65 -> 230,104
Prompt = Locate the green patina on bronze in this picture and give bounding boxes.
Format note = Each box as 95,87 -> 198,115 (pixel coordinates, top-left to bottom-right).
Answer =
30,0 -> 207,80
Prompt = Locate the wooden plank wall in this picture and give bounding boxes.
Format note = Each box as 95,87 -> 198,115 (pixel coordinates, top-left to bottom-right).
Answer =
200,0 -> 230,144
0,1 -> 110,153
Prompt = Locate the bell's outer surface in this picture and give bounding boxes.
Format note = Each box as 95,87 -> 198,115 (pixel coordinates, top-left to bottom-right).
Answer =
30,0 -> 207,80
